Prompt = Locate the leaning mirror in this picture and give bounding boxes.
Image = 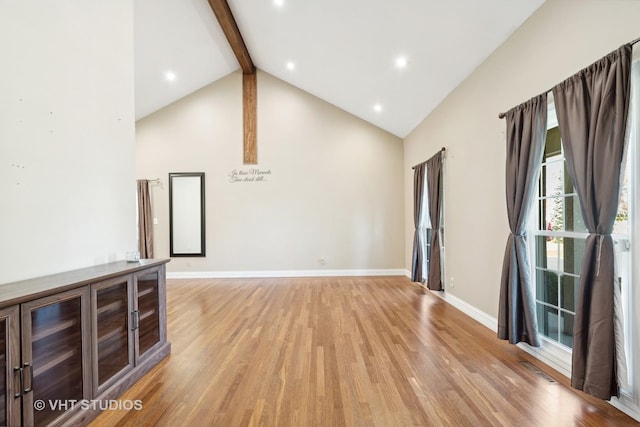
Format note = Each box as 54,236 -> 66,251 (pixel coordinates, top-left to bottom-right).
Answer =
169,172 -> 205,257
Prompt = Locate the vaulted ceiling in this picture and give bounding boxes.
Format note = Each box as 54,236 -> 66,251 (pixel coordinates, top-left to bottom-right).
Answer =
134,0 -> 544,138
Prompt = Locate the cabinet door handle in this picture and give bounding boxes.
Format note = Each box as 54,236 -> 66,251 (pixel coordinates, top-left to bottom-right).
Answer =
13,366 -> 22,398
23,362 -> 33,393
131,310 -> 140,330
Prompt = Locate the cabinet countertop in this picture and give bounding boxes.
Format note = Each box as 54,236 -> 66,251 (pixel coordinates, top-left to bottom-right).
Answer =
0,259 -> 170,308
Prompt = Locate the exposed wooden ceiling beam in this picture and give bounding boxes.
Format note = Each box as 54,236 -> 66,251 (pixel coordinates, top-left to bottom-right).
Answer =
207,0 -> 257,164
207,0 -> 255,74
243,72 -> 257,164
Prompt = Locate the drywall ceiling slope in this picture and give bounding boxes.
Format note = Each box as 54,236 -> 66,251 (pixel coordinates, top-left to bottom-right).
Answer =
134,0 -> 238,120
135,0 -> 545,137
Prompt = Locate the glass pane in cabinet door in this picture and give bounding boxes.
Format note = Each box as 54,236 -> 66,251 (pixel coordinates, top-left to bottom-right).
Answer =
97,282 -> 129,386
31,298 -> 83,427
0,319 -> 6,426
138,274 -> 160,356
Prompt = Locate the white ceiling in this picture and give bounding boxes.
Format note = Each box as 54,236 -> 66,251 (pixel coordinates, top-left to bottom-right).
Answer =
135,0 -> 544,138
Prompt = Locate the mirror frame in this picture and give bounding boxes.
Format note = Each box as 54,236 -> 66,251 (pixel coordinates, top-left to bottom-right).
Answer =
169,172 -> 206,257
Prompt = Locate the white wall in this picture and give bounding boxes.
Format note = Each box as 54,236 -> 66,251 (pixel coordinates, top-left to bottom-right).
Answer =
403,0 -> 640,419
136,70 -> 404,274
0,1 -> 136,284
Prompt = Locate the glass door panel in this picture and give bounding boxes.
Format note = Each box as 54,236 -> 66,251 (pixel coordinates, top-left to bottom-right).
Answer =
136,272 -> 160,357
95,277 -> 132,391
1,306 -> 22,426
0,316 -> 6,426
23,289 -> 88,427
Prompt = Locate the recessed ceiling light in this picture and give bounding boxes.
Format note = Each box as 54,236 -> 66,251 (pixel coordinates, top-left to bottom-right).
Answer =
165,71 -> 176,82
274,0 -> 284,7
374,104 -> 383,113
286,61 -> 295,71
395,56 -> 408,69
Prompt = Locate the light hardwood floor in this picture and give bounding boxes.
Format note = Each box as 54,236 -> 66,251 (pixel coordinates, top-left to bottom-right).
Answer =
90,276 -> 639,426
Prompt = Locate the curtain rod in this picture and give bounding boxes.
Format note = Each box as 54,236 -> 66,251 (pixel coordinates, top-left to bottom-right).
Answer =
140,178 -> 160,183
497,36 -> 640,119
411,147 -> 446,169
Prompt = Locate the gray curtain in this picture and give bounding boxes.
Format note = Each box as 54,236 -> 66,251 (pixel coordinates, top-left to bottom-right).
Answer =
552,44 -> 631,400
497,94 -> 547,347
411,163 -> 427,282
137,179 -> 154,259
426,151 -> 443,291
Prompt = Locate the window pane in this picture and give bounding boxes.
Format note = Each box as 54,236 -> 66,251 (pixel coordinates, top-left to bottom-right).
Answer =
536,269 -> 558,306
544,127 -> 562,159
560,275 -> 578,312
534,121 -> 598,350
560,312 -> 574,348
615,173 -> 629,234
547,197 -> 563,232
561,237 -> 585,275
564,196 -> 586,232
535,236 -> 547,268
536,236 -> 560,272
544,161 -> 563,199
537,303 -> 559,342
424,229 -> 432,278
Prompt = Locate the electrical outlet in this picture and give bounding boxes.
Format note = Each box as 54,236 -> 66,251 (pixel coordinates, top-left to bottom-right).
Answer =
449,277 -> 454,288
319,257 -> 327,265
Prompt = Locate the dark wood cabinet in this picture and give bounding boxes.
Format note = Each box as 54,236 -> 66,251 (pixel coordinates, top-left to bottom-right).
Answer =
0,260 -> 170,426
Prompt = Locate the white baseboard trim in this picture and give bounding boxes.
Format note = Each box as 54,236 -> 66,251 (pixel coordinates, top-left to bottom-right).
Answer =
167,269 -> 408,279
610,395 -> 640,423
433,291 -> 498,332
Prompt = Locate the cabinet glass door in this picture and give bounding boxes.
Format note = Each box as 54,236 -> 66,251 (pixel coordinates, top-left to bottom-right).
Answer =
0,306 -> 19,427
0,314 -> 6,426
23,288 -> 90,427
136,272 -> 160,357
0,319 -> 4,426
93,276 -> 133,394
